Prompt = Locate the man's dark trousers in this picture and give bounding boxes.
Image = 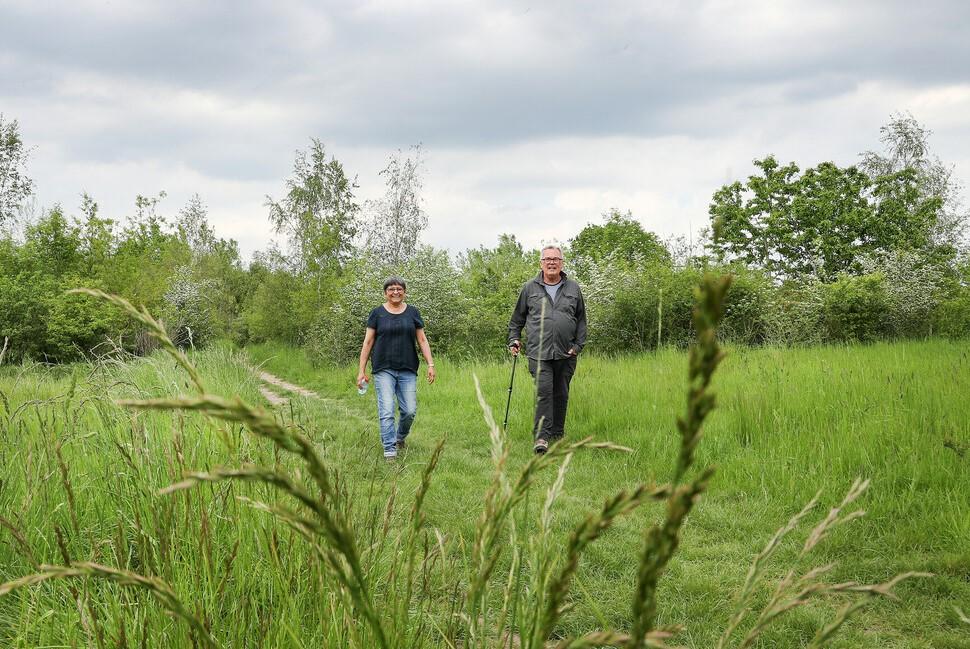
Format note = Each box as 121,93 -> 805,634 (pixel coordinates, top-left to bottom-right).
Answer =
528,356 -> 577,441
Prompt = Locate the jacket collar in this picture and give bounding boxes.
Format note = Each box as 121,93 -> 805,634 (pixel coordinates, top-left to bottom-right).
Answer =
533,270 -> 567,285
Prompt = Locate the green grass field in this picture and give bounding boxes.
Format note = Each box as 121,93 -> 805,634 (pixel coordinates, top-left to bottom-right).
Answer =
1,336 -> 968,647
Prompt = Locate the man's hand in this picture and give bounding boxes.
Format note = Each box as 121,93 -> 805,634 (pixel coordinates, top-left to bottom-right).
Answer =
567,347 -> 577,356
427,366 -> 436,384
356,372 -> 369,388
508,340 -> 521,356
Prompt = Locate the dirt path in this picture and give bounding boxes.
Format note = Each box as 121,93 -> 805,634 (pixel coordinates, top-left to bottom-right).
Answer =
257,371 -> 319,398
258,385 -> 289,406
252,369 -> 321,407
253,368 -> 369,423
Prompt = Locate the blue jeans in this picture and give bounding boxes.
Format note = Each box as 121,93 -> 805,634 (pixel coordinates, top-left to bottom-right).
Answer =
373,369 -> 417,457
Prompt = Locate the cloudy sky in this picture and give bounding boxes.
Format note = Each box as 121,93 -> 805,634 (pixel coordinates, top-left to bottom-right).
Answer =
3,0 -> 969,260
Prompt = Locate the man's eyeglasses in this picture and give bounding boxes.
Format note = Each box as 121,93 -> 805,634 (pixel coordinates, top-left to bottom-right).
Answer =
541,257 -> 563,263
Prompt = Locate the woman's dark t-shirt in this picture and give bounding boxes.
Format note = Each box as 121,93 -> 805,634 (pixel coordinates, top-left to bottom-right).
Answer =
367,304 -> 425,373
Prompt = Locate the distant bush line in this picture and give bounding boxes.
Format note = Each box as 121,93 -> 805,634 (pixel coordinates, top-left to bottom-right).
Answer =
1,210 -> 968,366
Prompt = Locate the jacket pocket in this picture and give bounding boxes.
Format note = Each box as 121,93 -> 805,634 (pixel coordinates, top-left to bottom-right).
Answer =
528,293 -> 548,314
558,293 -> 577,315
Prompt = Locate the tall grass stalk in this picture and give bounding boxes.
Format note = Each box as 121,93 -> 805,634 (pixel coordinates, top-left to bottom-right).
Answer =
716,477 -> 930,649
627,274 -> 732,649
465,373 -> 633,648
0,562 -> 218,648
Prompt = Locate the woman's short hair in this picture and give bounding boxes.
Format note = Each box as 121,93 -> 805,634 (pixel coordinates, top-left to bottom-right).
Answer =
383,276 -> 407,292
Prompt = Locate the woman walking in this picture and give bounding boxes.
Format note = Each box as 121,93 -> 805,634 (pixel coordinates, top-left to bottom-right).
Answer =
357,276 -> 436,460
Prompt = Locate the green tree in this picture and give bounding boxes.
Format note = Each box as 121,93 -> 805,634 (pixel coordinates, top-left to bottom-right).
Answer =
0,114 -> 34,227
570,208 -> 671,266
708,155 -> 949,281
860,113 -> 966,250
457,234 -> 537,354
77,193 -> 115,277
783,162 -> 874,279
266,139 -> 360,278
21,205 -> 83,278
110,194 -> 189,309
0,205 -> 122,362
241,247 -> 307,344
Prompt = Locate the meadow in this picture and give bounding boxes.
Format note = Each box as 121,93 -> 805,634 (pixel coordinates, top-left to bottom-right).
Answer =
1,301 -> 968,647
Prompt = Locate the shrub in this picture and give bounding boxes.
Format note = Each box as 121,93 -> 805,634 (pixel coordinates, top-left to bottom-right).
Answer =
857,249 -> 946,338
242,269 -> 305,344
575,255 -> 702,353
822,272 -> 891,342
719,266 -> 774,345
162,266 -> 219,349
458,235 -> 537,359
764,279 -> 826,346
933,289 -> 970,338
45,277 -> 125,361
306,247 -> 468,366
0,272 -> 50,362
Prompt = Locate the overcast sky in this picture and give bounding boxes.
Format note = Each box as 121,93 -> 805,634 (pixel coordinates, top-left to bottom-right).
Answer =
3,0 -> 969,260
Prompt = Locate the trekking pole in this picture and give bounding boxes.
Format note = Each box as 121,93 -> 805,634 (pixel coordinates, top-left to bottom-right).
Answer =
503,349 -> 519,431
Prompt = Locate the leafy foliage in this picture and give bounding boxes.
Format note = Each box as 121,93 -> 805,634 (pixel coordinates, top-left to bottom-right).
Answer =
0,193 -> 245,362
0,115 -> 34,227
457,234 -> 538,355
709,116 -> 963,283
360,145 -> 428,265
305,246 -> 468,365
860,112 -> 967,249
821,273 -> 890,342
570,208 -> 671,266
1,114 -> 968,364
266,139 -> 360,277
708,157 -> 947,281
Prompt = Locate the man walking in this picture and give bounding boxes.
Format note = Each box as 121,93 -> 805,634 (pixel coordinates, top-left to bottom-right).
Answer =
508,245 -> 587,454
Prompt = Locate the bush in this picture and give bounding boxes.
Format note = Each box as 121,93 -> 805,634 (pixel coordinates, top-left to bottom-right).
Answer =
306,247 -> 469,366
242,269 -> 305,345
933,289 -> 970,338
857,250 -> 946,338
822,272 -> 891,342
458,236 -> 537,359
161,266 -> 219,349
45,278 -> 125,361
575,255 -> 700,353
719,266 -> 774,345
764,279 -> 826,346
0,272 -> 52,362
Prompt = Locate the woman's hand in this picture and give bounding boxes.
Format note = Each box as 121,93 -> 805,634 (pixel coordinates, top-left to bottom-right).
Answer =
427,366 -> 436,384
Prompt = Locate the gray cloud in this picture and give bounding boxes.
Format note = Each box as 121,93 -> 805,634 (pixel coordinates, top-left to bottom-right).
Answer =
2,0 -> 969,257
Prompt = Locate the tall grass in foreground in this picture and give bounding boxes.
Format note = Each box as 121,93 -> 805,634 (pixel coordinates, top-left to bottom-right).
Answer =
0,281 -> 926,647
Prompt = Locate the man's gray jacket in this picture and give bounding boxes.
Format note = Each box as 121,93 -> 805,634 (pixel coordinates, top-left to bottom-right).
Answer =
508,271 -> 587,361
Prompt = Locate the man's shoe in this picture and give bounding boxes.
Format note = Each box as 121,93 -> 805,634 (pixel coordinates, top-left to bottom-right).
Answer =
384,454 -> 398,463
396,439 -> 407,451
533,438 -> 549,455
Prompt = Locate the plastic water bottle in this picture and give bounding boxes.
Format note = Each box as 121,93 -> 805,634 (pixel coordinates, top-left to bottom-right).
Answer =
358,379 -> 369,396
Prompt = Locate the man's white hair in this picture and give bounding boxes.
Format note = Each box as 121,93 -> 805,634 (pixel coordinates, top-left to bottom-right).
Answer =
540,239 -> 563,256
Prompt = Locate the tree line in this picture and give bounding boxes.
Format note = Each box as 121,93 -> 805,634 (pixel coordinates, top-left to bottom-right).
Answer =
0,113 -> 967,365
